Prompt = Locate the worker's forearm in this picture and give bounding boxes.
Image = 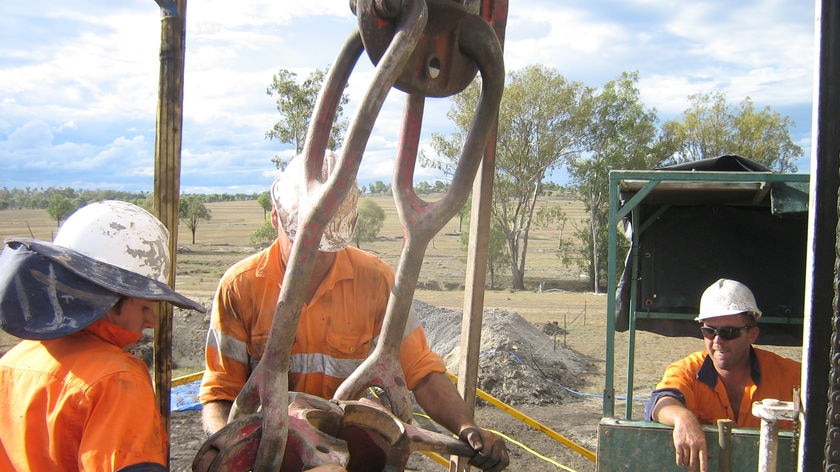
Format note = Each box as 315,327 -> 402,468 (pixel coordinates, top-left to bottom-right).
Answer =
412,371 -> 476,435
201,400 -> 232,435
652,397 -> 697,427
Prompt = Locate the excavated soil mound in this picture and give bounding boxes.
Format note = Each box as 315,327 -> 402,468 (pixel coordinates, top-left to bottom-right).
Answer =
413,300 -> 592,405
161,299 -> 594,408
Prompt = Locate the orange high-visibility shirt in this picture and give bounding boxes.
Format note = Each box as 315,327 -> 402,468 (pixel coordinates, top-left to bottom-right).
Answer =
650,347 -> 801,428
0,319 -> 167,471
199,240 -> 446,404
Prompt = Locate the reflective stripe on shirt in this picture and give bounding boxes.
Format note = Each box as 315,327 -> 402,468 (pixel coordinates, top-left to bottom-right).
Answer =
205,305 -> 420,370
198,241 -> 446,404
206,327 -> 249,365
290,352 -> 366,378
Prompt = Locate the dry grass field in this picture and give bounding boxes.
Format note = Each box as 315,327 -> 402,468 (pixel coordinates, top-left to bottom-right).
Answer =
0,194 -> 801,397
0,195 -> 803,471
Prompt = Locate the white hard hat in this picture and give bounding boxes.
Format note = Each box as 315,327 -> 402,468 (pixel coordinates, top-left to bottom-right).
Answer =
696,278 -> 762,321
271,152 -> 359,252
54,200 -> 171,283
0,201 -> 204,340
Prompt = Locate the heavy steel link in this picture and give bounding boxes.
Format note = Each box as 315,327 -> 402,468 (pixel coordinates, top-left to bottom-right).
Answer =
193,1 -> 506,470
333,0 -> 505,424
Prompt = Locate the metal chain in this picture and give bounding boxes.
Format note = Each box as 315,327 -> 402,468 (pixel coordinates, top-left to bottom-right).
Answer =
825,186 -> 840,470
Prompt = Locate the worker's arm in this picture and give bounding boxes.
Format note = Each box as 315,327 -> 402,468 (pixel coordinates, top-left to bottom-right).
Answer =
201,399 -> 232,435
412,371 -> 509,472
651,396 -> 708,472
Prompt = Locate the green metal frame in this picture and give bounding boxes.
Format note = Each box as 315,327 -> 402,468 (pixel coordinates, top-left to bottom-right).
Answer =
603,170 -> 810,419
596,418 -> 797,471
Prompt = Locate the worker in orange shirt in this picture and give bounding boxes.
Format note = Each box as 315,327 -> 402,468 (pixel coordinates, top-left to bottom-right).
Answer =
0,201 -> 206,471
645,278 -> 801,472
199,153 -> 509,472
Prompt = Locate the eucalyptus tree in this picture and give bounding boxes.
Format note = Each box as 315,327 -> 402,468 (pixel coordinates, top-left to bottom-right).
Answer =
429,64 -> 591,290
256,191 -> 271,220
566,71 -> 672,292
459,216 -> 510,290
354,198 -> 385,249
661,90 -> 803,172
46,194 -> 77,227
265,68 -> 349,170
179,195 -> 212,244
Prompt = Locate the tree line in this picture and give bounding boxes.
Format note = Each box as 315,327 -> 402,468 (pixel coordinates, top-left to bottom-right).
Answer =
424,67 -> 803,293
0,187 -> 260,213
263,65 -> 803,293
0,189 -> 256,243
5,63 -> 803,294
266,64 -> 803,293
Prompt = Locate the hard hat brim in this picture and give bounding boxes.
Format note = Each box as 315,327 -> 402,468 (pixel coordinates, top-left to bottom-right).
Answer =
695,310 -> 761,322
0,241 -> 120,339
0,239 -> 205,339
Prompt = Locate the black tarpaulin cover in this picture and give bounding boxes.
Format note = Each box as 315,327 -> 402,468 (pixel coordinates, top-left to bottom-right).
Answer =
614,155 -> 806,346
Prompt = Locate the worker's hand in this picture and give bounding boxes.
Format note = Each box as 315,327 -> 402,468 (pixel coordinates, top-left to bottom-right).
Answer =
671,416 -> 708,472
460,426 -> 509,472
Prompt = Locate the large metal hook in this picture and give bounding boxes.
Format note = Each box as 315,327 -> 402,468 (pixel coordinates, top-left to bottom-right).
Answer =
332,2 -> 505,424
221,2 -> 429,471
194,0 -> 505,469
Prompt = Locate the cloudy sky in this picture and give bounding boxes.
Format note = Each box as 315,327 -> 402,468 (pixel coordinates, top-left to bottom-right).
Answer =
0,1 -> 816,195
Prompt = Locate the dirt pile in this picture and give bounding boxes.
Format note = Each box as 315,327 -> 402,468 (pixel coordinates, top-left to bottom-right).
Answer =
413,300 -> 592,405
163,299 -> 593,406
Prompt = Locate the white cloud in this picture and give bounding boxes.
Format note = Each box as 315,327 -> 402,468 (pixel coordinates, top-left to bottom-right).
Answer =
0,0 -> 817,192
7,120 -> 54,149
188,0 -> 347,29
72,135 -> 150,171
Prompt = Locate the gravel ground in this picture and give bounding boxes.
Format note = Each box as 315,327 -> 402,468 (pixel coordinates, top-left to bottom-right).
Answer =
166,300 -> 601,471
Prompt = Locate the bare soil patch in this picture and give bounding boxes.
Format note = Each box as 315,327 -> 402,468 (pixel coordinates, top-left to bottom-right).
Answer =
162,289 -> 800,471
164,298 -> 603,472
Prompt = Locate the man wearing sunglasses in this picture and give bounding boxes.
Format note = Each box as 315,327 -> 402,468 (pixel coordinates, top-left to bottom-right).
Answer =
644,278 -> 801,472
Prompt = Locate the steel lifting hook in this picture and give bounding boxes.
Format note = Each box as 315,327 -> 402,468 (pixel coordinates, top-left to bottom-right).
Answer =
192,0 -> 506,470
333,0 -> 506,424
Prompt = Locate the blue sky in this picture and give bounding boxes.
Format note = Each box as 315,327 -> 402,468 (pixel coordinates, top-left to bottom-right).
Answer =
0,1 -> 815,194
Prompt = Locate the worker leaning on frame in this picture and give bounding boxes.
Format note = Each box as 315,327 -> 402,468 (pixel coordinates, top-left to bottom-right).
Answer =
645,278 -> 801,472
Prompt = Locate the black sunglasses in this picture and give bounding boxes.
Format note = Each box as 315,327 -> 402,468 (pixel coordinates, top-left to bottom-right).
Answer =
699,325 -> 753,341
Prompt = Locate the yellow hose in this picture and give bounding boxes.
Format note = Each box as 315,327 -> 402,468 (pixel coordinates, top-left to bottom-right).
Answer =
413,411 -> 582,471
445,371 -> 596,462
175,370 -> 596,466
173,371 -> 203,386
422,451 -> 450,467
490,428 -> 580,472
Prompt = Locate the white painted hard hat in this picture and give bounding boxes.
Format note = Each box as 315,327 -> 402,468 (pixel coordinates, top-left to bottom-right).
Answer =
54,200 -> 171,283
0,201 -> 204,340
271,152 -> 359,252
696,278 -> 762,321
